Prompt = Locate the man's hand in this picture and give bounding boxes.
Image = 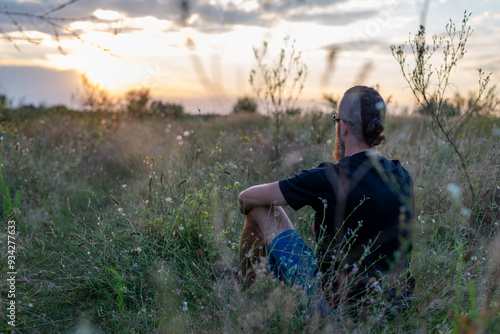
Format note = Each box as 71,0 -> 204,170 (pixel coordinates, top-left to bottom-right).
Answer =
238,181 -> 288,215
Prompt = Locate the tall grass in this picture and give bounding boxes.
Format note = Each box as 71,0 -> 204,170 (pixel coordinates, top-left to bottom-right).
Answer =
0,108 -> 499,332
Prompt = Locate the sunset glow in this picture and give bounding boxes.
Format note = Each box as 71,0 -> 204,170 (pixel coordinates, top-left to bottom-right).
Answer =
0,0 -> 498,113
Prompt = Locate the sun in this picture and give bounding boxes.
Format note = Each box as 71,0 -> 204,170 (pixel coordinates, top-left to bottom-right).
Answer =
77,54 -> 131,91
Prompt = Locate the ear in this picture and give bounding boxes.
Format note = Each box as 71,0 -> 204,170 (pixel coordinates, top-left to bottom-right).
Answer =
340,120 -> 349,135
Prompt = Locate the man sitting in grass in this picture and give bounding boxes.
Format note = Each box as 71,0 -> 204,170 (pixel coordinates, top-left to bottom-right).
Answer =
238,85 -> 415,313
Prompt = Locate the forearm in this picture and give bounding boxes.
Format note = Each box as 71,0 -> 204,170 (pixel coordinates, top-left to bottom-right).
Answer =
237,182 -> 288,215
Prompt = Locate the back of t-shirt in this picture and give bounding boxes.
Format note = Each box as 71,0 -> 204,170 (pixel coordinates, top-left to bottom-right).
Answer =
279,151 -> 414,277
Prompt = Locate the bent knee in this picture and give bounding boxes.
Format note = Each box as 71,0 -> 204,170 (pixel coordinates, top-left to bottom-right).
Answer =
245,206 -> 271,219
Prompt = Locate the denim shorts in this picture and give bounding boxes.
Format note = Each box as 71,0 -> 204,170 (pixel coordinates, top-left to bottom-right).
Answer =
267,229 -> 318,288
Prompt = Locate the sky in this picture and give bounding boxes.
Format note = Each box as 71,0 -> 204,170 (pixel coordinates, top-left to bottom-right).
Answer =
0,0 -> 499,114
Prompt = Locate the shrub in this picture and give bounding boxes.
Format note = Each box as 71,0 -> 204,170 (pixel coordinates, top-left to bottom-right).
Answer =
150,100 -> 184,118
125,87 -> 151,117
249,36 -> 308,162
232,97 -> 258,114
75,74 -> 114,112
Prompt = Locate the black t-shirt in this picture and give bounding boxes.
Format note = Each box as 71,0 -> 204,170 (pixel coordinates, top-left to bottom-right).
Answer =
279,151 -> 414,277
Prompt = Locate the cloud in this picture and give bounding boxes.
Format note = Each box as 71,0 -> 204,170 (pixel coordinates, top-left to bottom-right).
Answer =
470,10 -> 500,25
1,0 -> 382,38
285,9 -> 378,26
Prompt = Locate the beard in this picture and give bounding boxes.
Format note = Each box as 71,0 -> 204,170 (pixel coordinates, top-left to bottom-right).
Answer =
334,132 -> 345,162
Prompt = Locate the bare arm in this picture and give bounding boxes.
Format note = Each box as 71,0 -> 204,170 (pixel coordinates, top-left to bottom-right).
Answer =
237,181 -> 288,214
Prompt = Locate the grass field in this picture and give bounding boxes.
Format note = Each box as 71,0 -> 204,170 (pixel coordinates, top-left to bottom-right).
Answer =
1,107 -> 499,333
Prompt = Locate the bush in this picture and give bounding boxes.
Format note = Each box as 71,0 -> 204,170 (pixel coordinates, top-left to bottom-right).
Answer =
232,97 -> 258,114
125,87 -> 151,117
150,100 -> 184,118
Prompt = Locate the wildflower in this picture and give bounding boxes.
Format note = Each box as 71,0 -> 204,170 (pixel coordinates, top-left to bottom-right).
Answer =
182,301 -> 188,311
122,184 -> 127,189
118,208 -> 123,213
166,197 -> 172,202
183,130 -> 190,137
178,140 -> 184,146
176,135 -> 182,141
234,181 -> 240,186
179,225 -> 184,231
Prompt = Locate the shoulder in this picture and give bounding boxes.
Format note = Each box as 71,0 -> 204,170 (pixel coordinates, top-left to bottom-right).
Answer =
317,161 -> 336,169
279,161 -> 335,188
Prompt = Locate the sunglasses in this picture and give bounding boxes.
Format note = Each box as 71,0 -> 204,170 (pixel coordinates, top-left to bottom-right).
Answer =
332,112 -> 354,126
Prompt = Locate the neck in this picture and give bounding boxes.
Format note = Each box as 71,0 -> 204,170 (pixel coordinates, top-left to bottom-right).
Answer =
344,135 -> 376,157
345,146 -> 376,157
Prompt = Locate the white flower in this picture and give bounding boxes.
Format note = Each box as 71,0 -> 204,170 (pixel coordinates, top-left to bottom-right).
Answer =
183,130 -> 190,137
166,197 -> 172,202
176,135 -> 182,141
182,301 -> 188,311
179,225 -> 184,231
122,184 -> 127,189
